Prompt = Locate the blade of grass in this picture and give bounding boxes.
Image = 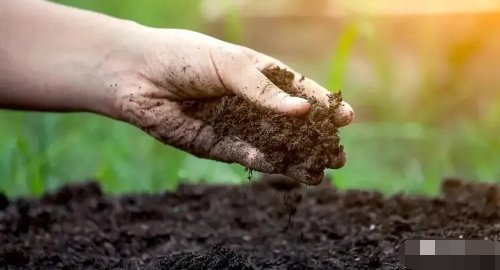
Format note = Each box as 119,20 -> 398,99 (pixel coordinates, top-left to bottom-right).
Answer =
326,22 -> 359,92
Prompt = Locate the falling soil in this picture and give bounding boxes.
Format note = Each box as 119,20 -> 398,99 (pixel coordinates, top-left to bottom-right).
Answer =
180,67 -> 345,180
2,175 -> 500,269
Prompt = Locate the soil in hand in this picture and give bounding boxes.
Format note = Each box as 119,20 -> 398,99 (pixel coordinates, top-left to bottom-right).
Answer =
2,176 -> 500,269
180,67 -> 345,182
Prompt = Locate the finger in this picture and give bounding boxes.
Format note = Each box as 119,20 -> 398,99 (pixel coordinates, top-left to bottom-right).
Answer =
261,63 -> 354,127
284,163 -> 325,186
333,101 -> 355,127
240,47 -> 332,105
208,137 -> 279,174
231,66 -> 311,116
328,148 -> 347,169
283,144 -> 346,185
283,154 -> 345,186
211,47 -> 311,116
214,51 -> 310,116
241,47 -> 354,126
291,75 -> 354,126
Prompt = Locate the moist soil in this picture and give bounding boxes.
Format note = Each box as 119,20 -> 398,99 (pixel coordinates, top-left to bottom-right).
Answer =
180,67 -> 345,178
2,175 -> 500,270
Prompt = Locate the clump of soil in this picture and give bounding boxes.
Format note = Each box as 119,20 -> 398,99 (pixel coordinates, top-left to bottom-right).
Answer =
180,67 -> 344,178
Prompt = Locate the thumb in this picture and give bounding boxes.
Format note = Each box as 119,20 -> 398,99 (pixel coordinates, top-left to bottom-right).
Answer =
232,67 -> 311,116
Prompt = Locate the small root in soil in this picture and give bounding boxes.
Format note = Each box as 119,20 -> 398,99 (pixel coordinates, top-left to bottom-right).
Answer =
180,67 -> 345,183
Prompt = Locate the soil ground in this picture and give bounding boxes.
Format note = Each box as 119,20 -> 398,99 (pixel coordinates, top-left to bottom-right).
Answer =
1,175 -> 500,270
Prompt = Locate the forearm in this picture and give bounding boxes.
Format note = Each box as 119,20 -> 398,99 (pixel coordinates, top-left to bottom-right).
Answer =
0,0 -> 142,118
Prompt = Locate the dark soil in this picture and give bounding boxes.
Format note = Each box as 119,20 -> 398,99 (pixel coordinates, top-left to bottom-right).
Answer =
2,175 -> 500,270
180,67 -> 345,182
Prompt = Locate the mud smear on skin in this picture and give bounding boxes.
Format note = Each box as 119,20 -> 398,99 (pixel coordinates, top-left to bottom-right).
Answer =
179,67 -> 345,181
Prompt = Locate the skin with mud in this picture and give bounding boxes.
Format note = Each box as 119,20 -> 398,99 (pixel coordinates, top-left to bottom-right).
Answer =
1,175 -> 500,269
180,67 -> 345,184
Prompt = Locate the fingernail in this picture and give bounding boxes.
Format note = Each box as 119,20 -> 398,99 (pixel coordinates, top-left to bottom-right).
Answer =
334,101 -> 354,127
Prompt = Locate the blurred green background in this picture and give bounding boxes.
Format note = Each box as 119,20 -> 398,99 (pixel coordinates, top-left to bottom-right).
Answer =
2,0 -> 500,197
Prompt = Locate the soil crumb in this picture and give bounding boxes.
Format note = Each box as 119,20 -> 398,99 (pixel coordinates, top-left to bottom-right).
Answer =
180,67 -> 344,180
282,191 -> 303,232
3,176 -> 500,269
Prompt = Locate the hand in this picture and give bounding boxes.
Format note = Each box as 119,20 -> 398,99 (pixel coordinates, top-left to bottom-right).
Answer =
1,1 -> 352,184
114,29 -> 354,184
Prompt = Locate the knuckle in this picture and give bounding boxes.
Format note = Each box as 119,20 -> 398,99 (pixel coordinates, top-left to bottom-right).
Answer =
257,79 -> 275,95
256,80 -> 280,104
240,147 -> 259,167
207,138 -> 233,163
167,119 -> 201,148
183,123 -> 217,158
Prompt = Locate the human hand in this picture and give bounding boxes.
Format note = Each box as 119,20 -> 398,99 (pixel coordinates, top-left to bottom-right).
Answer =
0,0 -> 352,184
114,28 -> 354,184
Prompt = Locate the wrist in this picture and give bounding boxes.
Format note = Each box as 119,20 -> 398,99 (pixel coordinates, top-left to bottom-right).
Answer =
81,20 -> 149,120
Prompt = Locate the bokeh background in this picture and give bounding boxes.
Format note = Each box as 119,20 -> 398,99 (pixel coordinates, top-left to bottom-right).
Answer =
2,0 -> 500,197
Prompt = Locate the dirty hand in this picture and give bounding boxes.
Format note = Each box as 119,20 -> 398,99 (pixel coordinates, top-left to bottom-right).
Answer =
117,28 -> 354,183
0,0 -> 353,184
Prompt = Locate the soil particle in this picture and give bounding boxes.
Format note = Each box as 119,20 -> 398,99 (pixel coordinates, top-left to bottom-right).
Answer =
179,67 -> 345,178
2,176 -> 500,269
